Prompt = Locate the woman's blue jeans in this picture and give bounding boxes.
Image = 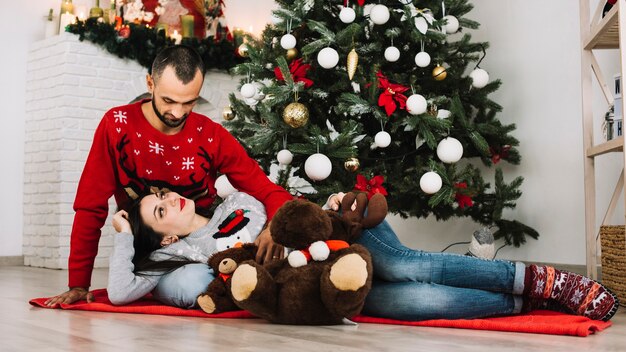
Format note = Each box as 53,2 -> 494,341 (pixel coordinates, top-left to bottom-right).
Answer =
355,220 -> 526,320
152,264 -> 215,309
151,220 -> 526,319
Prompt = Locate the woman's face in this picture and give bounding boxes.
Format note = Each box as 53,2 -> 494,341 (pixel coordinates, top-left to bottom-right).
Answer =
139,191 -> 196,246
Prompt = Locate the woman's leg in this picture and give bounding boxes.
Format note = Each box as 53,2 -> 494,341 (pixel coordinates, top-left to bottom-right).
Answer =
362,279 -> 521,320
152,263 -> 215,308
356,220 -> 525,294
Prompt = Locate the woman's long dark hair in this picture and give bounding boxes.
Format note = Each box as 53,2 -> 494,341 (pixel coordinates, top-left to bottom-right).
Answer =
127,193 -> 198,275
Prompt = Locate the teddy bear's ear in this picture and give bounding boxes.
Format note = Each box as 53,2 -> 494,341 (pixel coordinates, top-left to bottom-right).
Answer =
207,251 -> 224,270
241,243 -> 258,258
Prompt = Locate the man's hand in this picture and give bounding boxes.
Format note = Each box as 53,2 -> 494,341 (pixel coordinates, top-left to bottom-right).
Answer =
254,222 -> 284,264
112,210 -> 131,233
44,287 -> 94,307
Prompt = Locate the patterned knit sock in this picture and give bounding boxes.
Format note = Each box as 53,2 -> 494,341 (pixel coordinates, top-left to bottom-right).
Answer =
524,265 -> 620,321
522,297 -> 575,314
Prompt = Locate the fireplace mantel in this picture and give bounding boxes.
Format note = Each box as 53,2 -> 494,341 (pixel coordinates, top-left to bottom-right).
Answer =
23,33 -> 238,269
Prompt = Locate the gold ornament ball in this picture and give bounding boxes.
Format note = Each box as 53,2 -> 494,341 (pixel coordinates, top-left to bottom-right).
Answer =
237,43 -> 249,57
286,48 -> 299,61
222,106 -> 235,121
344,157 -> 360,172
283,102 -> 309,128
432,65 -> 447,81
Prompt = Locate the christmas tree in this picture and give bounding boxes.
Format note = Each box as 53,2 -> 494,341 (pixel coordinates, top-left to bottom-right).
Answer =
224,0 -> 538,247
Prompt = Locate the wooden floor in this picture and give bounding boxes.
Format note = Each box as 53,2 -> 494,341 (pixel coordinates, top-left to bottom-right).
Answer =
2,266 -> 625,351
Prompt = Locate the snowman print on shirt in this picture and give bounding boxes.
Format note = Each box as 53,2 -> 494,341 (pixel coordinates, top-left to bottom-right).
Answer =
212,209 -> 253,251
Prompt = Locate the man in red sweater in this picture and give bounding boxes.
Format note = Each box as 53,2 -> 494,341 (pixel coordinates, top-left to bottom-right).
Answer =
45,45 -> 292,307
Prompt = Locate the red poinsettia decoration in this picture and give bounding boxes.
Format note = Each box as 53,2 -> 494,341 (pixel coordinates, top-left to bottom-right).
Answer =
274,58 -> 314,88
343,0 -> 366,5
489,145 -> 511,164
454,182 -> 474,209
353,174 -> 388,199
377,71 -> 409,117
118,26 -> 131,39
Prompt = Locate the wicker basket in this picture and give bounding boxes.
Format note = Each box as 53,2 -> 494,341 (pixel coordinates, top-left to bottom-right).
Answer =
600,225 -> 626,303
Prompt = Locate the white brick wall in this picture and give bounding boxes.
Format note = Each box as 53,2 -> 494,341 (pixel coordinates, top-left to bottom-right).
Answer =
23,33 -> 238,269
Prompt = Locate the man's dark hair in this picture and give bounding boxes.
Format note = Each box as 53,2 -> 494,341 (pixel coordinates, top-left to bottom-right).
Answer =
150,45 -> 205,84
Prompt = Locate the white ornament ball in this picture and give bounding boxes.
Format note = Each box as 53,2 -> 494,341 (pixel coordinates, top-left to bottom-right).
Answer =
443,15 -> 459,34
374,131 -> 392,148
470,68 -> 490,89
370,4 -> 390,25
277,149 -> 293,165
252,82 -> 265,101
414,51 -> 431,68
304,153 -> 332,181
420,171 -> 442,194
215,174 -> 238,199
280,33 -> 297,49
339,7 -> 356,23
244,97 -> 259,106
384,46 -> 400,62
406,94 -> 427,115
317,47 -> 339,69
240,83 -> 256,99
437,137 -> 464,163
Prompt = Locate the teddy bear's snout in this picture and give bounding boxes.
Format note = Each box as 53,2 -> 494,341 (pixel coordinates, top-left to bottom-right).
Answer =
219,258 -> 238,274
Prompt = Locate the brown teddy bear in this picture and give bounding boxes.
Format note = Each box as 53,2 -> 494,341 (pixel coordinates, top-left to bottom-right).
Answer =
196,243 -> 257,314
229,192 -> 387,325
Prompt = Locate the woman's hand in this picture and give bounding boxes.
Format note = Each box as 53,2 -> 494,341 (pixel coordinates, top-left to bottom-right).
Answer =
112,210 -> 131,233
254,222 -> 284,264
327,192 -> 346,211
44,287 -> 94,307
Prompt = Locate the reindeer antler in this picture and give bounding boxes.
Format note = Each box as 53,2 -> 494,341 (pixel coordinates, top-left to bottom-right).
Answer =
340,192 -> 388,229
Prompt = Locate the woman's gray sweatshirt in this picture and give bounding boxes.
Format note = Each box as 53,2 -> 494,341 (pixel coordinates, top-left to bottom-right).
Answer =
107,192 -> 266,305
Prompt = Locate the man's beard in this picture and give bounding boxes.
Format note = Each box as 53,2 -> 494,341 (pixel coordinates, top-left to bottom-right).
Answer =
152,98 -> 188,128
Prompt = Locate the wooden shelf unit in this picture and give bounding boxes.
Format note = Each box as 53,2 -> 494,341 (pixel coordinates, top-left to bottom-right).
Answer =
580,0 -> 626,279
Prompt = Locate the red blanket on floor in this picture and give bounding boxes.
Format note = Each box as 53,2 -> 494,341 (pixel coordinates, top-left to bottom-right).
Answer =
29,289 -> 611,337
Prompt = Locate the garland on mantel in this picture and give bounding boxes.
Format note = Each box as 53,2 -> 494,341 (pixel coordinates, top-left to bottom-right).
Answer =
66,18 -> 243,71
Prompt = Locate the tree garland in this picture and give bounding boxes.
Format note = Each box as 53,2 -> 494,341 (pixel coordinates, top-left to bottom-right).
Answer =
66,17 -> 243,71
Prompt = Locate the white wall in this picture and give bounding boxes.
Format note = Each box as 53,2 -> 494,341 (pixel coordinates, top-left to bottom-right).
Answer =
0,0 -> 59,256
390,0 -> 621,266
2,0 -> 619,265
